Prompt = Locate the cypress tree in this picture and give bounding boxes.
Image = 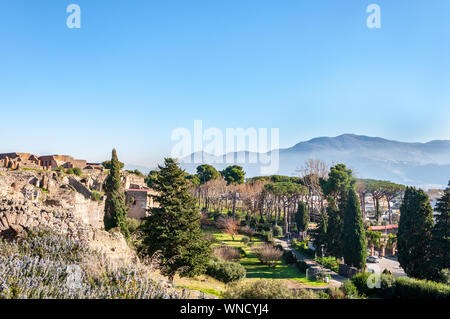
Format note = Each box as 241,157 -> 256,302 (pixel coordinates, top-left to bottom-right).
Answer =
343,187 -> 367,269
141,158 -> 211,281
295,201 -> 309,233
430,181 -> 450,278
103,149 -> 129,238
312,208 -> 328,254
398,187 -> 434,279
326,197 -> 344,259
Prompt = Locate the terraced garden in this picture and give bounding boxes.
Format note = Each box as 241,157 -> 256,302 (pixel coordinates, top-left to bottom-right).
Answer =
174,229 -> 326,298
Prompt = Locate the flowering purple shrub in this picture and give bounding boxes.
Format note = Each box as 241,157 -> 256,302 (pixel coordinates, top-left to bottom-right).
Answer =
0,231 -> 187,299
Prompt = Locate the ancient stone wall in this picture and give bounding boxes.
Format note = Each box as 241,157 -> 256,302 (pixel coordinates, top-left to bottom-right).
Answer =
0,167 -> 105,227
126,190 -> 149,220
0,199 -> 92,241
0,198 -> 137,266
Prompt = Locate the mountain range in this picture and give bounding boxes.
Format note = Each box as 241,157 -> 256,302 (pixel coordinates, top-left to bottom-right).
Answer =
174,134 -> 450,188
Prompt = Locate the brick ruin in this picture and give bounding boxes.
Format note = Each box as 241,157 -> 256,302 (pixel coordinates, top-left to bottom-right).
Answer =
124,174 -> 158,220
0,152 -> 159,222
0,152 -> 104,172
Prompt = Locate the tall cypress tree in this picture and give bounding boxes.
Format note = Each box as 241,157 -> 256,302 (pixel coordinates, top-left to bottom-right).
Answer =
398,187 -> 434,279
104,149 -> 130,238
312,207 -> 328,254
295,201 -> 309,233
430,181 -> 450,278
325,197 -> 344,259
141,158 -> 211,281
343,187 -> 367,269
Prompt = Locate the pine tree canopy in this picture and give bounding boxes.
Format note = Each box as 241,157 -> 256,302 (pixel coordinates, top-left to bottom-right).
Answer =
141,158 -> 211,281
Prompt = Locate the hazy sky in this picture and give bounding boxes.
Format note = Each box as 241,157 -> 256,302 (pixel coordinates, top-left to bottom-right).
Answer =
0,0 -> 449,168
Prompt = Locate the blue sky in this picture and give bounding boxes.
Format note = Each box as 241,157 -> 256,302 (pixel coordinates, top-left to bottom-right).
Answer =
0,0 -> 449,168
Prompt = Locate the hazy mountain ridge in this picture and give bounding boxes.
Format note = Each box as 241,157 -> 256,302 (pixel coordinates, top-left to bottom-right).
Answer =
180,134 -> 450,187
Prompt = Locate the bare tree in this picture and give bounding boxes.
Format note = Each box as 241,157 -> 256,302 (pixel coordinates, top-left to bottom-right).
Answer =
296,159 -> 329,221
216,216 -> 240,241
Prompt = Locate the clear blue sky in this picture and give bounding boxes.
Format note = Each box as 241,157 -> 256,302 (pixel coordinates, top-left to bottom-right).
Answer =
0,1 -> 449,168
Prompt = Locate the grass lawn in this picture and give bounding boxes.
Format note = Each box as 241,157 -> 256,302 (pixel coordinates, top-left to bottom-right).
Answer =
173,274 -> 225,298
176,228 -> 326,298
210,231 -> 326,287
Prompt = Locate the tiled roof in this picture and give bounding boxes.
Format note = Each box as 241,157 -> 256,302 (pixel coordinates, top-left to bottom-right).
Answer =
369,224 -> 398,231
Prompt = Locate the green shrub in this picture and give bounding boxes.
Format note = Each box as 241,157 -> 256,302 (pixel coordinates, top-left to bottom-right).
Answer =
292,239 -> 315,259
379,274 -> 396,298
206,260 -> 246,283
382,268 -> 392,275
223,279 -> 293,299
261,230 -> 273,243
296,260 -> 309,273
394,276 -> 450,299
295,289 -> 327,299
272,225 -> 283,237
351,272 -> 450,299
342,280 -> 359,299
351,272 -> 376,297
327,286 -> 346,299
314,256 -> 339,273
438,269 -> 450,285
127,218 -> 141,234
241,236 -> 250,246
91,191 -> 103,203
256,222 -> 272,232
283,250 -> 297,264
237,246 -> 247,258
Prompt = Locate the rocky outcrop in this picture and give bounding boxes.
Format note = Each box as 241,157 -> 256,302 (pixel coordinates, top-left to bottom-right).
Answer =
0,167 -> 105,226
0,198 -> 137,266
0,168 -> 139,266
0,199 -> 91,241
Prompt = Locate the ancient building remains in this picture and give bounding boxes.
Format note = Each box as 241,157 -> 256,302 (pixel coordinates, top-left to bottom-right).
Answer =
125,188 -> 158,220
0,152 -> 103,172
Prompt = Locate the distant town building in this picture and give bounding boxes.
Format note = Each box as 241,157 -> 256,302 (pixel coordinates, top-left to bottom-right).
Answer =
369,224 -> 398,235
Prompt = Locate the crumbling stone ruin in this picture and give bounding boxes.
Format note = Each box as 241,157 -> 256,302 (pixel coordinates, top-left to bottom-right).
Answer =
123,173 -> 159,220
0,167 -> 138,265
0,167 -> 106,230
0,152 -> 104,171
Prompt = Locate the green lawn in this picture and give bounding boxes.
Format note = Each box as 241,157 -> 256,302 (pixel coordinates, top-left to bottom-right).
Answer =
210,232 -> 326,287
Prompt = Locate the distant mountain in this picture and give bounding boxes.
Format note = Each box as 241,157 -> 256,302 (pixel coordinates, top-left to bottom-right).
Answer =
180,134 -> 450,187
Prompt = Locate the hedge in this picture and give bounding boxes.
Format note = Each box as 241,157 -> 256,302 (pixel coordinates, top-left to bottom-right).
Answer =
206,260 -> 246,284
394,277 -> 450,299
351,272 -> 450,299
297,260 -> 309,273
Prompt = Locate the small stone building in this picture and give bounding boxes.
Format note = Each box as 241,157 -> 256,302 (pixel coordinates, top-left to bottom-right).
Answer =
125,188 -> 158,220
38,155 -> 87,170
